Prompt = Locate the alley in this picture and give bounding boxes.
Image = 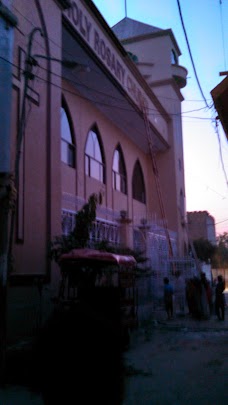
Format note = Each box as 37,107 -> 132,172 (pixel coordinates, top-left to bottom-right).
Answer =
0,310 -> 227,405
123,314 -> 228,405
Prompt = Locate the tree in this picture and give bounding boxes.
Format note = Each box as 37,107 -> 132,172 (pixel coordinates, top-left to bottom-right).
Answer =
192,238 -> 217,264
50,193 -> 102,262
213,232 -> 228,268
217,232 -> 228,249
50,192 -> 149,271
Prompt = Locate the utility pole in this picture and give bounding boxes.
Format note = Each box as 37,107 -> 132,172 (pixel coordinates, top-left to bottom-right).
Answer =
7,29 -> 81,267
0,0 -> 17,380
0,14 -> 78,368
0,12 -> 43,379
0,8 -> 81,376
8,27 -> 43,267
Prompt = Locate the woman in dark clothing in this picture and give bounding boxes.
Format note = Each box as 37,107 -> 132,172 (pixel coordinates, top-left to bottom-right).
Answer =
215,275 -> 225,321
163,277 -> 174,320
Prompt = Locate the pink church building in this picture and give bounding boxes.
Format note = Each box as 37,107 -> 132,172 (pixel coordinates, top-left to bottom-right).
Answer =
1,0 -> 190,339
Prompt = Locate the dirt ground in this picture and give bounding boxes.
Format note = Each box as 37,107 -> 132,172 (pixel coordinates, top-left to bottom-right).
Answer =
0,311 -> 227,405
123,317 -> 228,405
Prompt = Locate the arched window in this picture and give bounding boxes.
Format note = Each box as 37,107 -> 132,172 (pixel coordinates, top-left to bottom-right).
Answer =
132,160 -> 146,203
112,146 -> 127,194
171,49 -> 178,65
85,126 -> 105,183
61,105 -> 75,167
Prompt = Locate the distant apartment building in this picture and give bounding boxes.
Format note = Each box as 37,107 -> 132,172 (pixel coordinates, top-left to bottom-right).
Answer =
187,211 -> 217,245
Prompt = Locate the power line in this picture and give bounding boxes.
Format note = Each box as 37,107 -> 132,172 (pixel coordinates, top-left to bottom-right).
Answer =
215,218 -> 228,225
10,2 -> 228,226
176,0 -> 210,109
9,1 -> 228,168
6,63 -> 224,204
45,57 -> 212,115
5,54 -> 227,197
185,169 -> 227,200
0,55 -> 214,120
176,0 -> 228,186
157,94 -> 212,103
11,2 -> 215,107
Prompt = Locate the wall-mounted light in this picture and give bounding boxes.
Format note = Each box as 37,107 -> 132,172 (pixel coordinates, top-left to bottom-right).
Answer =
33,53 -> 90,72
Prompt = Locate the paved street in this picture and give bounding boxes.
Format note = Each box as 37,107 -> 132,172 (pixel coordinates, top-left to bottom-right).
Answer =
123,310 -> 228,405
0,308 -> 227,405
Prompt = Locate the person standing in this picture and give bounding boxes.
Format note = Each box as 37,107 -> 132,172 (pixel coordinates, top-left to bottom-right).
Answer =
163,277 -> 174,320
200,272 -> 211,319
215,275 -> 225,321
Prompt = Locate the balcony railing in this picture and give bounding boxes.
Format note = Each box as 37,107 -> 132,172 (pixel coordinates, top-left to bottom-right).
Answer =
171,64 -> 188,88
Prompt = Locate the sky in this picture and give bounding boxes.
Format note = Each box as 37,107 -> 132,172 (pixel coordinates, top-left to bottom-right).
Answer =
92,0 -> 228,236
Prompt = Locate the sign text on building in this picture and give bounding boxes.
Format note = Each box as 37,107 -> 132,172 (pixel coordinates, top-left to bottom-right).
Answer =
65,0 -> 148,111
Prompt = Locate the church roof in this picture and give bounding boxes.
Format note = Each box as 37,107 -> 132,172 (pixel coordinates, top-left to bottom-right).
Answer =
112,17 -> 163,41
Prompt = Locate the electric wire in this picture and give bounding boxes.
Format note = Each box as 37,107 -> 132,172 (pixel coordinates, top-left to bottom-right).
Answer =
9,4 -> 228,142
10,2 -> 228,233
177,0 -> 228,186
11,2 -> 214,106
176,0 -> 210,109
185,169 -> 227,200
36,60 -> 213,115
215,218 -> 228,225
3,53 -> 227,205
0,55 -> 214,120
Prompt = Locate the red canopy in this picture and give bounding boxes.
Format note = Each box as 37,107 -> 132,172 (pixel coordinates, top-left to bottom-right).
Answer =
59,248 -> 136,267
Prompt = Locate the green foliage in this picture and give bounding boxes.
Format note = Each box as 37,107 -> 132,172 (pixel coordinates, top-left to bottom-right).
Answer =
213,232 -> 228,268
193,233 -> 228,268
192,238 -> 216,263
50,193 -> 102,262
74,192 -> 101,247
217,232 -> 228,249
50,192 -> 149,272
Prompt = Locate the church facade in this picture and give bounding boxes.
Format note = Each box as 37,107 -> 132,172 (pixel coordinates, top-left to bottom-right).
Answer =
1,0 -> 188,338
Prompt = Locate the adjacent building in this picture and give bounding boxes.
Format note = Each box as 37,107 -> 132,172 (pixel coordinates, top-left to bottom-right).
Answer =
187,211 -> 217,245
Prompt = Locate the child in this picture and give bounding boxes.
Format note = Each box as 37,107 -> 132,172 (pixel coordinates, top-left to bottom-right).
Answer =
163,277 -> 174,320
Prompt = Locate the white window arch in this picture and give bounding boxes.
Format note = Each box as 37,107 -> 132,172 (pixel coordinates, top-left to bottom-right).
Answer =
61,106 -> 75,167
85,127 -> 105,183
171,49 -> 178,65
112,145 -> 127,194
